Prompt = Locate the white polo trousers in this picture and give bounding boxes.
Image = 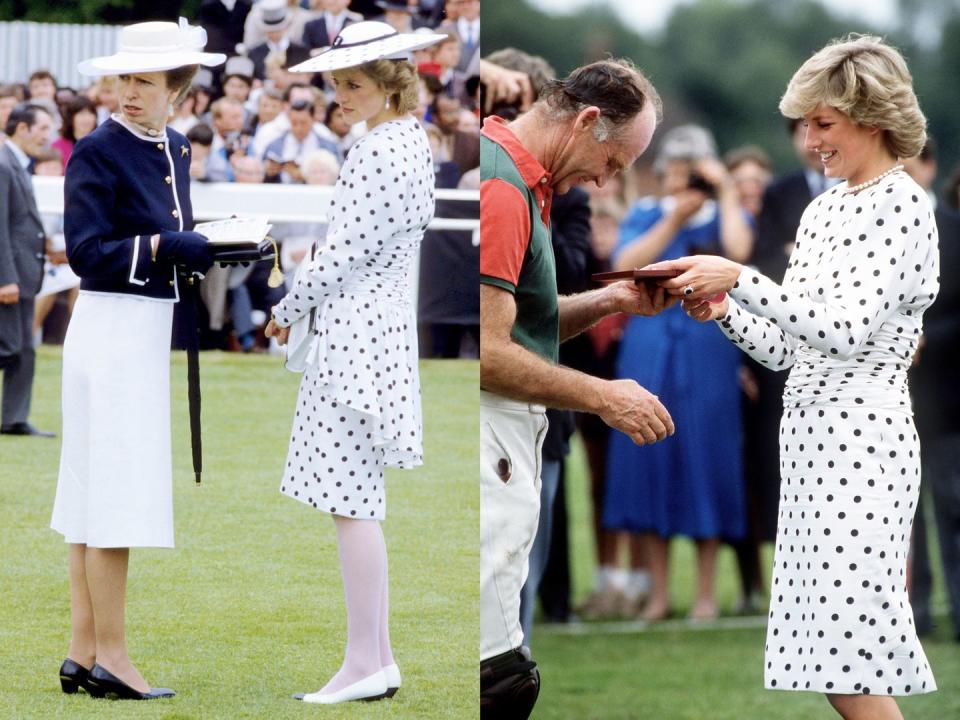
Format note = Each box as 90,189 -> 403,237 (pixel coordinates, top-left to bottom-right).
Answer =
480,390 -> 548,661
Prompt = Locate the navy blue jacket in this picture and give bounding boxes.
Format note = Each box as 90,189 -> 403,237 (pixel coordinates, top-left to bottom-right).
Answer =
64,118 -> 195,301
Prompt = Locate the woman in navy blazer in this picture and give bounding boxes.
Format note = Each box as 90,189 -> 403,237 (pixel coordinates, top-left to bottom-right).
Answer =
49,19 -> 224,701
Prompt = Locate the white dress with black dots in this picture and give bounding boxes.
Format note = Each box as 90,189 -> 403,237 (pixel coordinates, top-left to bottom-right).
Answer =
272,116 -> 434,520
716,170 -> 939,696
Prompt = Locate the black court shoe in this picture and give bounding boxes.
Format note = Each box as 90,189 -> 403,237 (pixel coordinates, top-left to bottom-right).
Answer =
59,658 -> 93,694
87,664 -> 175,700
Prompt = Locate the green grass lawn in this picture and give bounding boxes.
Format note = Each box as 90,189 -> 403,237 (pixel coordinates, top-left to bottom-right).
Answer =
531,438 -> 960,720
0,347 -> 479,720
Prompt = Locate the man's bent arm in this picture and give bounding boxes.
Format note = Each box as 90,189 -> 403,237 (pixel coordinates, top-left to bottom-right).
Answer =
557,286 -> 617,342
481,284 -> 607,413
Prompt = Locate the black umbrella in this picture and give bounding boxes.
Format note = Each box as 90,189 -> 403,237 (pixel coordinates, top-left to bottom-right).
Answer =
178,238 -> 280,484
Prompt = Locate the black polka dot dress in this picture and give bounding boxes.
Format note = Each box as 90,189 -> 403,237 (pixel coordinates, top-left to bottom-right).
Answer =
272,117 -> 434,520
717,171 -> 939,696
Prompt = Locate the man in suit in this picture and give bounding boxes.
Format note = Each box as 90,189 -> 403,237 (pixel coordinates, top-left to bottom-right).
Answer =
754,118 -> 837,284
196,0 -> 252,57
302,0 -> 362,53
246,0 -> 311,81
0,104 -> 55,436
449,0 -> 480,75
430,93 -> 478,182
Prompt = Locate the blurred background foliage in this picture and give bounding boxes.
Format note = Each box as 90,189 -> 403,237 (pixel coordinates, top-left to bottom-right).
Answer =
484,0 -> 960,189
0,0 -> 200,24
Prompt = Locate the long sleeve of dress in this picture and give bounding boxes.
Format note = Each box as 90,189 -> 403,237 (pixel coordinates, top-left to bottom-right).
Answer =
717,298 -> 799,370
720,184 -> 935,362
272,132 -> 399,328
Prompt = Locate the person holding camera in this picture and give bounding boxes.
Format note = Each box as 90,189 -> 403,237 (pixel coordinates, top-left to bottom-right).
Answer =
603,124 -> 753,622
262,97 -> 338,184
207,96 -> 246,182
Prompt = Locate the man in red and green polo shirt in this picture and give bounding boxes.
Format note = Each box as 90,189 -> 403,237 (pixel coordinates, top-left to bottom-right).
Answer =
479,58 -> 678,718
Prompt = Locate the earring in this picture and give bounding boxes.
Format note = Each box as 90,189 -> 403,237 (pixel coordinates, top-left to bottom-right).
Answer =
384,95 -> 391,110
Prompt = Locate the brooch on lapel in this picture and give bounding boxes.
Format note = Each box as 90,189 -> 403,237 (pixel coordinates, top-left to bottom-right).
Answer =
181,145 -> 189,158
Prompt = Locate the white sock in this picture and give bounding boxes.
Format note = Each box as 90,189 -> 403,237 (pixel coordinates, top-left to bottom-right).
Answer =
594,565 -> 616,593
624,569 -> 650,601
608,567 -> 629,593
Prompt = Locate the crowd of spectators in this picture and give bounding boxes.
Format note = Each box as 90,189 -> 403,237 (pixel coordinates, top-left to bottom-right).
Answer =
1,0 -> 481,355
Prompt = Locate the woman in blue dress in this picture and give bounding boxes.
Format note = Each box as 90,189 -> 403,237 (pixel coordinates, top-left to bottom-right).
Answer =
603,125 -> 753,620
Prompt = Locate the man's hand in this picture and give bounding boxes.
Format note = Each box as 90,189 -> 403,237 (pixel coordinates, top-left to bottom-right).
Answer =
606,280 -> 678,317
264,158 -> 283,178
265,318 -> 290,346
670,189 -> 708,224
284,161 -> 304,183
0,283 -> 19,305
44,236 -> 64,262
598,378 -> 675,445
480,58 -> 534,114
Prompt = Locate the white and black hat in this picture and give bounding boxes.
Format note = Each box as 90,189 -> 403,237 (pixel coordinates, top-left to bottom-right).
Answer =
77,17 -> 226,76
288,20 -> 444,74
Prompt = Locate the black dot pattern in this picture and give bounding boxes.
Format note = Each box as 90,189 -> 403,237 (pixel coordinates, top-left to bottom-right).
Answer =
717,172 -> 940,696
273,116 -> 433,519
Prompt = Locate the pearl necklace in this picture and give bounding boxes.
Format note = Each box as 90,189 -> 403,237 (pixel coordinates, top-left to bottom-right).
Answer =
844,164 -> 903,194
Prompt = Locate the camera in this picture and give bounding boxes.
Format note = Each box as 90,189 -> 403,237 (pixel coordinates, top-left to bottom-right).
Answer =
224,130 -> 242,155
687,171 -> 716,197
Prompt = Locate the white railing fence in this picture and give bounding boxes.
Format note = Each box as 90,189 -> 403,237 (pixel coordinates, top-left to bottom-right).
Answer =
32,177 -> 478,231
0,21 -> 121,90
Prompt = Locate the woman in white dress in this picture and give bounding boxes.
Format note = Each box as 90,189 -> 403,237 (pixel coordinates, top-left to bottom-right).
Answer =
265,21 -> 444,705
49,19 -> 222,700
653,36 -> 938,720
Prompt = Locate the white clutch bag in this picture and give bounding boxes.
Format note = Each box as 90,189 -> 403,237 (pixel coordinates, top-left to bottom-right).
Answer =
284,243 -> 318,373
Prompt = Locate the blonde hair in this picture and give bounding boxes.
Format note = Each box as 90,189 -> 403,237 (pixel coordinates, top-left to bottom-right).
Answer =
302,148 -> 340,184
210,97 -> 244,119
779,34 -> 926,159
265,50 -> 287,75
337,59 -> 419,115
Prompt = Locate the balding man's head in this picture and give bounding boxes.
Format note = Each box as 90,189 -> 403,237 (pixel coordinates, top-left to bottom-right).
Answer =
537,58 -> 662,144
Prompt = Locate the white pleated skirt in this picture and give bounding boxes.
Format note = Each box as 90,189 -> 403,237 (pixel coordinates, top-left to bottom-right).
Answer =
51,291 -> 175,548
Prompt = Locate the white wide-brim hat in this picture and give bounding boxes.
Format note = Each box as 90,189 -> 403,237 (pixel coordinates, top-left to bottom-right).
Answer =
288,21 -> 445,74
77,18 -> 226,76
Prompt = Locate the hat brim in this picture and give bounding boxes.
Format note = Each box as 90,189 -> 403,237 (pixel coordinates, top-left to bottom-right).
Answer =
288,33 -> 445,73
77,51 -> 227,77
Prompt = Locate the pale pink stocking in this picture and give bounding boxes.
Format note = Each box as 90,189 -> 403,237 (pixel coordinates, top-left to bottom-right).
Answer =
319,516 -> 393,694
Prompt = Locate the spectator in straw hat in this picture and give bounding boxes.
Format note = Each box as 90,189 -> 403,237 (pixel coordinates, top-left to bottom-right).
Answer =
243,0 -> 313,50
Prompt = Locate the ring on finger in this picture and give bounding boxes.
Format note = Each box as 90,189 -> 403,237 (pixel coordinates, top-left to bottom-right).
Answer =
683,285 -> 694,296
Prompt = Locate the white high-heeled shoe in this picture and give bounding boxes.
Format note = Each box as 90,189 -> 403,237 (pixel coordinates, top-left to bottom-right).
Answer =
382,663 -> 401,697
297,670 -> 388,704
